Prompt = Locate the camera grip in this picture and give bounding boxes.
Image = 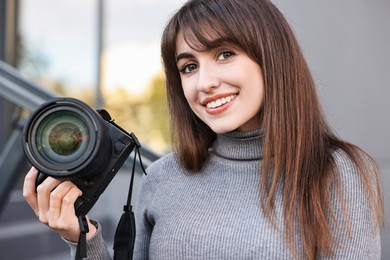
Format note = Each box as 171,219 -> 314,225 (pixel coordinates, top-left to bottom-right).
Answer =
35,172 -> 48,188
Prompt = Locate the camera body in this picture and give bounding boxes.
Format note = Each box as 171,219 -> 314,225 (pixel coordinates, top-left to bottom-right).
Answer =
23,97 -> 139,216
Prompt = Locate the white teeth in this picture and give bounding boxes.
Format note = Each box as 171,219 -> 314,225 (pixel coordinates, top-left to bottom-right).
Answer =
206,94 -> 237,109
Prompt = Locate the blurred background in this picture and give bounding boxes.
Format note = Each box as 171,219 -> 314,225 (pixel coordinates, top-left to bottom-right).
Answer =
0,0 -> 388,259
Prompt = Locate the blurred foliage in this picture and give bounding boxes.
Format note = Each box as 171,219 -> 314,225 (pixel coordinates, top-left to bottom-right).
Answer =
103,72 -> 170,154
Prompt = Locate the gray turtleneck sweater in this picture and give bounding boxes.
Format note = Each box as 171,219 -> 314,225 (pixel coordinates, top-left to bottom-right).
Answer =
66,130 -> 381,259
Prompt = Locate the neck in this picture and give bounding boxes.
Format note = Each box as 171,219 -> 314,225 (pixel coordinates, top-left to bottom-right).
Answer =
211,129 -> 263,161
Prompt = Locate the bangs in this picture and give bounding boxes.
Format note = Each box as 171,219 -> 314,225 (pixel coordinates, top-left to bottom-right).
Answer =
176,1 -> 247,52
179,17 -> 232,52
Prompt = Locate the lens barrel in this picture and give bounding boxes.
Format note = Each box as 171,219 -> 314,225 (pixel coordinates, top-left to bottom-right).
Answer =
23,98 -> 112,178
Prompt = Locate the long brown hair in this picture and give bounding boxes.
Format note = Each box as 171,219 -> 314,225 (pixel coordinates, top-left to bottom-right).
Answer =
161,0 -> 384,258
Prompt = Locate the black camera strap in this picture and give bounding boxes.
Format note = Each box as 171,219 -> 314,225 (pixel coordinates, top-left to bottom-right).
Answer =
113,146 -> 146,260
75,215 -> 89,260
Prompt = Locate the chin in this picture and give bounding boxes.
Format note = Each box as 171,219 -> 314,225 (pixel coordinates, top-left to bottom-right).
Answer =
209,125 -> 238,134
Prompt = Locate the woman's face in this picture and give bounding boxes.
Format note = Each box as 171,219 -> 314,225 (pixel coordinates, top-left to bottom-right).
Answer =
175,32 -> 264,133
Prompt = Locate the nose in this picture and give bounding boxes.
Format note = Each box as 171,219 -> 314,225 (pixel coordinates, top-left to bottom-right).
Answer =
196,64 -> 220,92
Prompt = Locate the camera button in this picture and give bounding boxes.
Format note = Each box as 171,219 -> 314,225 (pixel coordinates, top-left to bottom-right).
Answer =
114,140 -> 126,155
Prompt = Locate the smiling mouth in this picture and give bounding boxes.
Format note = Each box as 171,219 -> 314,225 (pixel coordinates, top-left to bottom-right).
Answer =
206,94 -> 237,109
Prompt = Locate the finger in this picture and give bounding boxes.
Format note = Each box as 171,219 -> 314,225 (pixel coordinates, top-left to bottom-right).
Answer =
23,167 -> 39,216
47,181 -> 79,224
36,176 -> 62,224
52,185 -> 83,242
60,185 -> 82,218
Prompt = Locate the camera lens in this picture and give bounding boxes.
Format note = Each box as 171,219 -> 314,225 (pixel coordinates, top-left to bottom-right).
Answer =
23,98 -> 112,177
35,111 -> 90,163
49,123 -> 82,156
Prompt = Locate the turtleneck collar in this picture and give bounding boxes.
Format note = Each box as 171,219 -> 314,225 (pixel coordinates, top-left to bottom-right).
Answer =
210,129 -> 263,161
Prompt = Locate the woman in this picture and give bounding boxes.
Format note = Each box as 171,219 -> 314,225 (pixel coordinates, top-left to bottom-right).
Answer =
23,0 -> 384,259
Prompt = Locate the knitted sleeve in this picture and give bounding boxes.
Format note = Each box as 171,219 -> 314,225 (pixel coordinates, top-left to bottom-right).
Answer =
320,150 -> 381,259
63,220 -> 112,259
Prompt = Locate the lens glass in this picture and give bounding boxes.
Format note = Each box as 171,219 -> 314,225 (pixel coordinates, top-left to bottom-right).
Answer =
35,111 -> 91,163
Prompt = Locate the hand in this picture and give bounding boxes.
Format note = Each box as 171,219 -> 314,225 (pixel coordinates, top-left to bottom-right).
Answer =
23,167 -> 97,242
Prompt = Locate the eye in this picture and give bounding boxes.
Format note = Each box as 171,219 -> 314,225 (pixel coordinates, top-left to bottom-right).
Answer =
217,50 -> 235,60
180,63 -> 198,74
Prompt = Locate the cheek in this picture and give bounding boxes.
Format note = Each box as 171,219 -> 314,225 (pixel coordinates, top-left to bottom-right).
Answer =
181,81 -> 197,105
181,85 -> 204,120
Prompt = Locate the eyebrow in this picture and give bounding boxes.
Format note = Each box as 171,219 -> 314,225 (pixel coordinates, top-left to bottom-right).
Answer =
175,52 -> 195,63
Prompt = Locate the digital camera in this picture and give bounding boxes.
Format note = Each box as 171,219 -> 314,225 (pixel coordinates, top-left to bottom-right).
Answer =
23,97 -> 139,216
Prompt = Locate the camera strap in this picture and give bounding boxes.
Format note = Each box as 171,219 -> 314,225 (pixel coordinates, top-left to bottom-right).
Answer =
75,215 -> 89,260
113,146 -> 147,260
